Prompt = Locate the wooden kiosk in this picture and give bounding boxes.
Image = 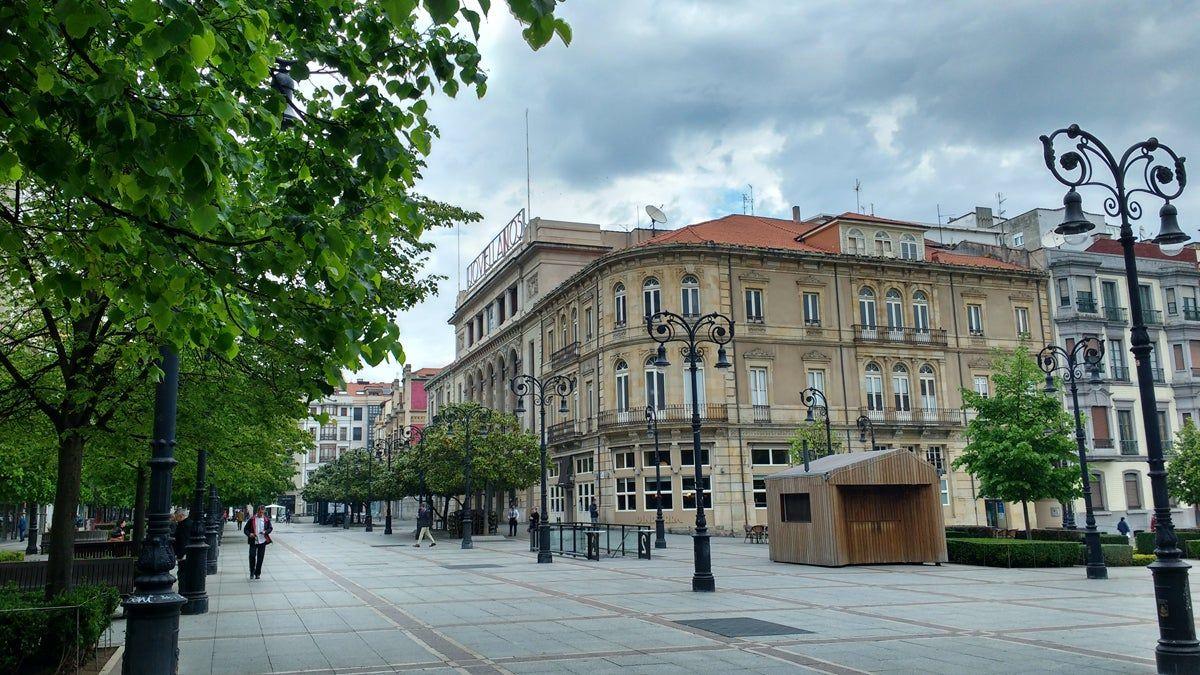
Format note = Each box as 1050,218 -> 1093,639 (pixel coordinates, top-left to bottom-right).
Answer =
765,450 -> 947,566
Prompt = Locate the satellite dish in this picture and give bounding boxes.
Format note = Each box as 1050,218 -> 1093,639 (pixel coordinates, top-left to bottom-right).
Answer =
645,205 -> 667,226
1043,230 -> 1065,249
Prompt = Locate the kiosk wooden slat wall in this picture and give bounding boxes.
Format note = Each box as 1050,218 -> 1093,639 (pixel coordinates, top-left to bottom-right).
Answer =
765,450 -> 948,566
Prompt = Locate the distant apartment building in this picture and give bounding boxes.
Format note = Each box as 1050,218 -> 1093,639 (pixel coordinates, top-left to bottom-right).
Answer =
427,208 -> 1053,532
290,380 -> 393,517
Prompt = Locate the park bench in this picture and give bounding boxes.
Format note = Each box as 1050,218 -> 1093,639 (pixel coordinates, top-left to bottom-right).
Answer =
73,540 -> 139,559
39,529 -> 109,554
0,557 -> 136,597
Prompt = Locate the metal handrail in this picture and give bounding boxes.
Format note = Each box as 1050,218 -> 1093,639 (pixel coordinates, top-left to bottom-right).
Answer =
850,324 -> 948,346
597,404 -> 727,428
545,522 -> 649,558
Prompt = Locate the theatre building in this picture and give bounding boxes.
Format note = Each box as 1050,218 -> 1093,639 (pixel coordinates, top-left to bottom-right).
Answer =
427,207 -> 1052,532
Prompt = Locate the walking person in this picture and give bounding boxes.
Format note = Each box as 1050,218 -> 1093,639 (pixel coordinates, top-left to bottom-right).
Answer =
1117,516 -> 1131,542
414,503 -> 436,547
243,505 -> 272,579
589,498 -> 599,525
17,512 -> 26,542
507,504 -> 520,537
529,507 -> 540,534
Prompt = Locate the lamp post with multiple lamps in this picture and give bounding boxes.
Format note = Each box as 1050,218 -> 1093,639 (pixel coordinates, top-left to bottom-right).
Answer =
1038,337 -> 1107,580
397,424 -> 427,534
645,405 -> 667,549
800,387 -> 834,455
511,374 -> 575,563
1041,124 -> 1197,671
646,310 -> 733,592
364,448 -> 375,533
856,414 -> 876,452
432,406 -> 493,550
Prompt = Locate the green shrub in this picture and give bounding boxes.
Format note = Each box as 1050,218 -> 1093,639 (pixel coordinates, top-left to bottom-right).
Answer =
1029,528 -> 1083,542
1077,543 -> 1134,566
1135,531 -> 1155,554
1098,534 -> 1129,545
0,551 -> 24,562
1187,540 -> 1200,558
1133,554 -> 1156,566
945,526 -> 997,538
0,582 -> 120,673
1136,531 -> 1200,556
947,538 -> 1079,568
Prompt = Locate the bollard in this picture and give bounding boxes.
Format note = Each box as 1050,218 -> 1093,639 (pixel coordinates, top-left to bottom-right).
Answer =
585,530 -> 601,561
638,529 -> 652,560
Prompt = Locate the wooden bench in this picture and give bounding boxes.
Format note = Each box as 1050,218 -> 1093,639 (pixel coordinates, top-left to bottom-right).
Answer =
39,529 -> 109,554
73,541 -> 139,559
0,557 -> 136,597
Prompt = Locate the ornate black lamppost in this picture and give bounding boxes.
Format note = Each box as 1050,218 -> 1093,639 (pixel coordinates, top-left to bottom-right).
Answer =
1039,337 -> 1107,580
123,346 -> 186,674
645,405 -> 667,549
800,387 -> 834,455
646,310 -> 733,592
24,503 -> 37,556
364,447 -> 375,532
205,485 -> 220,575
511,374 -> 575,564
397,424 -> 425,535
1042,124 -> 1197,671
856,414 -> 876,451
433,406 -> 492,550
180,442 -> 210,615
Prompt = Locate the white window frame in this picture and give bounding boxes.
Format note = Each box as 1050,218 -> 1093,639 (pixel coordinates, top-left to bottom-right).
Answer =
973,375 -> 990,398
745,288 -> 764,322
967,304 -> 984,335
644,477 -> 673,511
616,478 -> 636,511
643,278 -> 661,318
865,364 -> 884,411
753,478 -> 768,509
615,360 -> 630,412
681,275 -> 700,317
802,292 -> 820,325
749,367 -> 769,406
614,284 -> 627,326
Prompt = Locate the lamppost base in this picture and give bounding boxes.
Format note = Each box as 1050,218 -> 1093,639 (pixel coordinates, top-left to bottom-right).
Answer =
1150,557 -> 1200,673
692,532 -> 714,592
538,525 -> 552,563
365,519 -> 373,533
692,574 -> 715,592
655,517 -> 667,549
384,514 -> 392,536
1085,563 -> 1108,580
122,591 -> 185,675
1157,644 -> 1200,674
537,551 -> 553,564
181,595 -> 209,615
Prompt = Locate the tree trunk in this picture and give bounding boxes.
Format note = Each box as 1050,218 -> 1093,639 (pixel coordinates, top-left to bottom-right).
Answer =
133,464 -> 148,545
46,431 -> 85,598
1022,500 -> 1032,540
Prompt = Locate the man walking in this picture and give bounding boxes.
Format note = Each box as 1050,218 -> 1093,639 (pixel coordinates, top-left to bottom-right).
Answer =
414,503 -> 436,547
1117,516 -> 1131,541
17,512 -> 26,542
243,505 -> 272,579
589,498 -> 599,525
507,504 -> 520,537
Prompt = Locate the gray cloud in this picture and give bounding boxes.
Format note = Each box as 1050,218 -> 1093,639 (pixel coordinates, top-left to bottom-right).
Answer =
351,0 -> 1200,380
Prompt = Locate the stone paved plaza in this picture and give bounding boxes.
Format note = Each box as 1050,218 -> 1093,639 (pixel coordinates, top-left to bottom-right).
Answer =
123,521 -> 1185,673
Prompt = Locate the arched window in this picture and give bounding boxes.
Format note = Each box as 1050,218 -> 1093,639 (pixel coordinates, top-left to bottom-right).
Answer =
571,308 -> 578,343
912,290 -> 930,334
874,231 -> 892,256
681,275 -> 700,317
858,287 -> 877,329
1090,471 -> 1106,510
865,363 -> 884,412
919,364 -> 937,412
885,289 -> 904,331
892,364 -> 911,413
644,356 -> 666,410
614,360 -> 630,412
1123,471 -> 1143,509
847,228 -> 866,255
643,277 -> 661,318
560,314 -> 567,347
683,356 -> 705,407
900,234 -> 920,260
614,283 -> 627,326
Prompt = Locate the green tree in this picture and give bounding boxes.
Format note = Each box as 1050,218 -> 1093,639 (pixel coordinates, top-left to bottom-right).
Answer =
788,421 -> 844,465
952,346 -> 1079,538
0,0 -> 568,595
1167,420 -> 1200,506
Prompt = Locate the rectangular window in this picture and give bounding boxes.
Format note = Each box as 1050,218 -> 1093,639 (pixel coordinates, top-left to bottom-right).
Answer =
338,426 -> 348,441
1012,232 -> 1025,248
807,370 -> 826,393
549,485 -> 565,514
780,493 -> 812,523
1124,473 -> 1143,509
340,407 -> 348,417
1091,406 -> 1111,447
939,478 -> 950,506
644,477 -> 673,510
614,450 -> 635,469
745,289 -> 764,322
575,456 -> 594,475
585,307 -> 593,340
680,447 -> 710,467
1014,307 -> 1030,337
753,478 -> 767,509
1057,279 -> 1070,307
802,292 -> 820,326
681,476 -> 712,509
966,304 -> 984,336
643,449 -> 667,467
308,447 -> 317,463
1167,288 -> 1179,316
1174,344 -> 1187,372
353,407 -> 363,421
925,446 -> 945,475
644,286 -> 660,318
751,448 -> 789,465
1117,410 -> 1137,455
352,427 -> 362,441
616,478 -> 636,511
749,367 -> 769,406
973,376 -> 989,398
615,293 -> 627,326
576,482 -> 595,513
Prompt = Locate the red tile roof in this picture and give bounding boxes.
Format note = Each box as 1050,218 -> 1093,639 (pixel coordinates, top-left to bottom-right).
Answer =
344,381 -> 391,395
411,367 -> 442,377
1085,237 -> 1196,262
642,212 -> 1029,271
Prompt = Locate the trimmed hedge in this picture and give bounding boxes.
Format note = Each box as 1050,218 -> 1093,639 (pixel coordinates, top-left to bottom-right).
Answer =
1078,543 -> 1135,566
1098,534 -> 1130,545
1029,528 -> 1083,542
0,551 -> 23,563
1136,531 -> 1200,555
1188,540 -> 1200,558
947,538 -> 1080,568
945,526 -> 997,539
0,583 -> 120,673
1133,554 -> 1156,566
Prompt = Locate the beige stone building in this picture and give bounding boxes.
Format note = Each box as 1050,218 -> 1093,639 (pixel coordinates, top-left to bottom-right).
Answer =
427,209 -> 1053,533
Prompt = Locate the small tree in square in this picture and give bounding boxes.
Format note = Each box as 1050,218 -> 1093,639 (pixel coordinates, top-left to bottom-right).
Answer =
953,346 -> 1079,539
1167,420 -> 1200,506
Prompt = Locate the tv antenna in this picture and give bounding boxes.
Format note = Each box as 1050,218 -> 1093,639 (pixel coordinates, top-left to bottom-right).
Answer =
741,185 -> 754,215
995,192 -> 1007,219
854,179 -> 862,213
645,205 -> 667,234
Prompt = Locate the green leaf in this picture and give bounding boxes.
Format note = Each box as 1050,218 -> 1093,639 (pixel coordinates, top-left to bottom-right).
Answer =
461,8 -> 481,39
0,151 -> 22,182
35,67 -> 55,93
553,18 -> 571,45
424,0 -> 458,24
124,104 -> 137,139
382,0 -> 419,25
188,30 -> 216,66
192,205 -> 219,233
126,0 -> 159,23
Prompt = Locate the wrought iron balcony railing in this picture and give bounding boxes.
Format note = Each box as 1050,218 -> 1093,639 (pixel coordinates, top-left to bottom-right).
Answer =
851,324 -> 948,346
550,341 -> 580,369
1102,306 -> 1128,323
1119,439 -> 1139,455
547,419 -> 581,444
860,407 -> 964,427
597,404 -> 728,429
1141,309 -> 1163,325
1093,437 -> 1114,449
1075,295 -> 1098,313
1108,365 -> 1130,382
1185,307 -> 1200,322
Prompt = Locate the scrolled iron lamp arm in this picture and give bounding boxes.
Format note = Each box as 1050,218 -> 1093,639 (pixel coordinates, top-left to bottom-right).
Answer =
509,373 -> 577,564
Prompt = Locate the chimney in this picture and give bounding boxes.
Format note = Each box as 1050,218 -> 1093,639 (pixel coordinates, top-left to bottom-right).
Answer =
975,206 -> 994,231
792,206 -> 801,223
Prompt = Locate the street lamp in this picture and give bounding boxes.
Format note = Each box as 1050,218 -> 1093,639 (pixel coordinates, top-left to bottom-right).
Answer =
1042,124 -> 1197,671
511,374 -> 575,564
180,443 -> 211,614
646,310 -> 733,592
432,406 -> 493,550
645,405 -> 667,549
800,387 -> 834,456
205,484 -> 220,575
1039,337 -> 1107,580
856,414 -> 876,451
397,424 -> 426,536
365,448 -> 375,532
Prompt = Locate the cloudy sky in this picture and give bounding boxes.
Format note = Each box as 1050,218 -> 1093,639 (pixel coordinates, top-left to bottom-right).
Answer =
351,0 -> 1200,382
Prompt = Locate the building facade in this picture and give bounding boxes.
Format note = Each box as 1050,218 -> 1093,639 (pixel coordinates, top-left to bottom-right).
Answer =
428,209 -> 1054,533
1011,206 -> 1200,531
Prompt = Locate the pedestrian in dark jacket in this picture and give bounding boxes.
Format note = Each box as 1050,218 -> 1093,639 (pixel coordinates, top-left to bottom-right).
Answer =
1117,517 -> 1131,540
414,504 -> 436,547
529,508 -> 540,533
589,498 -> 599,524
172,510 -> 190,561
243,506 -> 272,579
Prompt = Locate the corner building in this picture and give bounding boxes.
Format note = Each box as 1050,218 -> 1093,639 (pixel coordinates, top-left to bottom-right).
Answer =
427,210 -> 1052,533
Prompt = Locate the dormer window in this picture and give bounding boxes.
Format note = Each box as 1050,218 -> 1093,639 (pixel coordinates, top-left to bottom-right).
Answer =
874,231 -> 892,256
846,229 -> 866,255
900,234 -> 920,260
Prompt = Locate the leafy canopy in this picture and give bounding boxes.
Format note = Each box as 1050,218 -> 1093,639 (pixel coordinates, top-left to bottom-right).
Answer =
788,420 -> 843,465
952,346 -> 1080,509
1167,420 -> 1200,506
405,402 -> 540,498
